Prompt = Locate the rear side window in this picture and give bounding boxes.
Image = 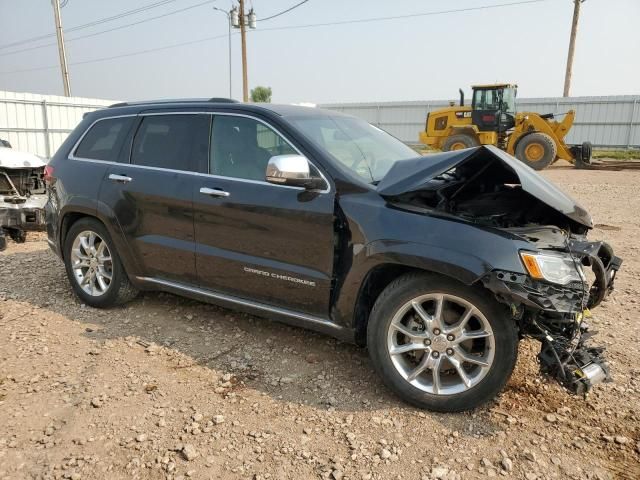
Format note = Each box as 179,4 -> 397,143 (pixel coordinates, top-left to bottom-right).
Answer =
74,117 -> 134,161
131,114 -> 210,172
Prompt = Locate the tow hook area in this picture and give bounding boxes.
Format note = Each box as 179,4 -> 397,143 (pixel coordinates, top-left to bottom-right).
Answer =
534,313 -> 611,395
484,268 -> 614,395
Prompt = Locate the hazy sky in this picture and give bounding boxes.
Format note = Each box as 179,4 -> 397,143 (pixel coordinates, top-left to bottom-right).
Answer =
1,0 -> 639,104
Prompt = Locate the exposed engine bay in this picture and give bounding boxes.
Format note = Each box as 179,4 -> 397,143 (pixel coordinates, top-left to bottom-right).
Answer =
0,145 -> 48,251
376,146 -> 622,396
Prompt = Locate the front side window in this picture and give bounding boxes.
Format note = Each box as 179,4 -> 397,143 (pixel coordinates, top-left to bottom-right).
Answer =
210,115 -> 296,181
501,87 -> 517,114
286,115 -> 417,183
74,117 -> 134,161
473,89 -> 499,111
131,114 -> 210,172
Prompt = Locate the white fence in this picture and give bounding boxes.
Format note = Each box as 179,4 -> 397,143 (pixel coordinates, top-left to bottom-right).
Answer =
0,90 -> 117,158
320,95 -> 640,148
2,90 -> 639,157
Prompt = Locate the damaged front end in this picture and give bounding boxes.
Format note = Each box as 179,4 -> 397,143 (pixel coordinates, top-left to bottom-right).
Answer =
0,146 -> 48,250
376,146 -> 622,396
483,228 -> 621,395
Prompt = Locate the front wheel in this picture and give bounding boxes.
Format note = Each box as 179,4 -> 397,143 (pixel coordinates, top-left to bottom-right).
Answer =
367,273 -> 518,412
515,132 -> 557,170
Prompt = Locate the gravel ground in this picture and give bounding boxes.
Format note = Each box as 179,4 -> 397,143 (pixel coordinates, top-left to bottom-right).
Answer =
1,166 -> 639,480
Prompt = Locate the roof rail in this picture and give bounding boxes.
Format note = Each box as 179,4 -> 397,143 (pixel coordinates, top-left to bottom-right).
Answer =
208,97 -> 239,103
108,98 -> 239,108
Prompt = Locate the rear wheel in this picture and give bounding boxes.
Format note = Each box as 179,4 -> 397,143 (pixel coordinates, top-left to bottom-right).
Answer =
442,134 -> 479,151
63,217 -> 138,308
515,132 -> 557,170
367,273 -> 518,412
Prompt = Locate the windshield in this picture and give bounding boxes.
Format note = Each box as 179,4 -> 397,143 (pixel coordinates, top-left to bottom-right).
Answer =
473,87 -> 517,114
286,115 -> 418,183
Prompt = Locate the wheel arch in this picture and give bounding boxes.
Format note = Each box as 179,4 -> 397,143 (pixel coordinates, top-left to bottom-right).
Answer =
447,127 -> 480,141
58,207 -> 100,261
352,261 -> 487,347
57,206 -> 142,280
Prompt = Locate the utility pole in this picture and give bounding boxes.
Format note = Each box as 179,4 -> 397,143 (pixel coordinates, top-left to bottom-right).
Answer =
239,0 -> 249,102
563,0 -> 584,97
213,7 -> 232,98
229,1 -> 255,102
51,0 -> 71,97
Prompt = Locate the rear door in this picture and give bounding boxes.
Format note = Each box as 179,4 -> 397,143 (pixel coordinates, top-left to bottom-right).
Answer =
99,113 -> 210,284
193,113 -> 335,316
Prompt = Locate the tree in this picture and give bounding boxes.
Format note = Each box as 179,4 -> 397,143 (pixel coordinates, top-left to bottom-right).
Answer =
250,86 -> 272,103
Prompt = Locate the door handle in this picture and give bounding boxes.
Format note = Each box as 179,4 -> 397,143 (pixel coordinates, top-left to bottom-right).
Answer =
108,174 -> 133,184
200,187 -> 230,198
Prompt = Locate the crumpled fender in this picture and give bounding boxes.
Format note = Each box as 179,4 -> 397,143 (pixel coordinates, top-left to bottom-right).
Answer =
332,236 -> 526,328
363,239 -> 493,285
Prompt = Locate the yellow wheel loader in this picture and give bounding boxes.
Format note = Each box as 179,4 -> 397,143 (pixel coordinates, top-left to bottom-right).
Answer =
419,84 -> 592,170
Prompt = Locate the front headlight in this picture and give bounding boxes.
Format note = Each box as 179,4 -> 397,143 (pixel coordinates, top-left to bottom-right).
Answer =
520,251 -> 585,285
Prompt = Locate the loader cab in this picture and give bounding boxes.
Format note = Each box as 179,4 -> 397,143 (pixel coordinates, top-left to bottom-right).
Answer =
471,84 -> 517,132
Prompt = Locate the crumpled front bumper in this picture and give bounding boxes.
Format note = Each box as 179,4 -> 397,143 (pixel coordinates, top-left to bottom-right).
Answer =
0,194 -> 47,232
483,240 -> 621,313
482,240 -> 622,396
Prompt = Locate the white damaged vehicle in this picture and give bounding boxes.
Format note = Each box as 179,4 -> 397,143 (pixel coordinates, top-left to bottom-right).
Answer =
0,143 -> 48,250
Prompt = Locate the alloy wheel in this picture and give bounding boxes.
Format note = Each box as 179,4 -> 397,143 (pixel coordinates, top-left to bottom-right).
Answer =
386,293 -> 495,395
70,230 -> 113,296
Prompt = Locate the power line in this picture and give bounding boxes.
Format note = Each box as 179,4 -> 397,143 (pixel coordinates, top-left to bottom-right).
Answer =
256,0 -> 547,33
0,0 -> 216,58
261,0 -> 310,21
0,0 -> 181,50
0,34 -> 229,75
0,0 -> 548,75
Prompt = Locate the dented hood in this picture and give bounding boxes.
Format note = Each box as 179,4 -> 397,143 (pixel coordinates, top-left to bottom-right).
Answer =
0,147 -> 47,169
376,145 -> 593,229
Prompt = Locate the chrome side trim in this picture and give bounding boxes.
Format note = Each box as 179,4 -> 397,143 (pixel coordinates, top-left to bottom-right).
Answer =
66,111 -> 332,194
136,276 -> 340,330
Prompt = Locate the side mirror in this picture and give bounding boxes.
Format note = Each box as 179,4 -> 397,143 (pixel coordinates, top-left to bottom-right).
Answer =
266,155 -> 325,190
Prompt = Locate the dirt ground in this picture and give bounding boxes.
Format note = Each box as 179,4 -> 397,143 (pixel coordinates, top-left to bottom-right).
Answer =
1,166 -> 639,480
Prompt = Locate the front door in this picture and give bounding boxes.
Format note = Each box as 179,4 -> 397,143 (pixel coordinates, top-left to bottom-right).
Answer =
193,114 -> 335,316
471,88 -> 501,132
99,113 -> 210,284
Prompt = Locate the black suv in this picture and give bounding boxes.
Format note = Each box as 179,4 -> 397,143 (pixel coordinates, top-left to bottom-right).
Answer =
45,99 -> 621,411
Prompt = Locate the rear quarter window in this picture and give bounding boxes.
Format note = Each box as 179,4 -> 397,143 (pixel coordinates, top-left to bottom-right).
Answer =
74,117 -> 134,162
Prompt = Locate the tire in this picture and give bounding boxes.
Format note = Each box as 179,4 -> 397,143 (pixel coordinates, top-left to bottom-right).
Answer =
514,132 -> 557,170
574,141 -> 593,169
63,217 -> 138,308
367,273 -> 518,412
442,134 -> 480,152
7,228 -> 26,243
